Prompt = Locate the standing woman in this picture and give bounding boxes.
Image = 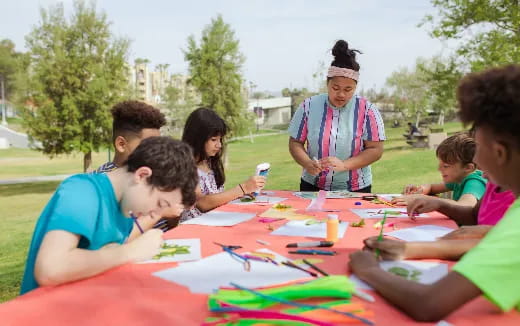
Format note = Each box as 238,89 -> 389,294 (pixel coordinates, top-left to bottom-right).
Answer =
288,40 -> 385,193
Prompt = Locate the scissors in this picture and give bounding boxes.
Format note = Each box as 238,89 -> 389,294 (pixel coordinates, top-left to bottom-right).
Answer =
213,241 -> 242,250
213,242 -> 250,271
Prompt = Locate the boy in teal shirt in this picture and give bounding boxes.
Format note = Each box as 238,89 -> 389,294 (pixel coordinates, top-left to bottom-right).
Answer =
21,137 -> 198,294
349,65 -> 520,321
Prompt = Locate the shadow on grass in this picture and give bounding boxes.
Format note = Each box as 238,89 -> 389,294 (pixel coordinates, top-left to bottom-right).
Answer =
0,181 -> 60,197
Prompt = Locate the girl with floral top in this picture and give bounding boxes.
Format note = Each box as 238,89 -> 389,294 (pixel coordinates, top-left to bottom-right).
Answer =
180,108 -> 265,222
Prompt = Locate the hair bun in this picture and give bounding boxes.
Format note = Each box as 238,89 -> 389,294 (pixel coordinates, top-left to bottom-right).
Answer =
332,40 -> 350,59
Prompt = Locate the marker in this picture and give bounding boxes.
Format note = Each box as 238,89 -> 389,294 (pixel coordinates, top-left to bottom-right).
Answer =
281,261 -> 318,277
354,289 -> 375,303
288,249 -> 337,256
129,211 -> 144,234
286,241 -> 334,248
302,258 -> 329,276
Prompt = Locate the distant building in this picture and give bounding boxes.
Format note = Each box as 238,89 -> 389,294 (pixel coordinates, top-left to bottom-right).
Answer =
128,62 -> 198,105
247,97 -> 291,127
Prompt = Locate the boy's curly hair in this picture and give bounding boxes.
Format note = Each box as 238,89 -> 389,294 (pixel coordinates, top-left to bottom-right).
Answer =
126,137 -> 198,206
436,132 -> 476,166
111,101 -> 166,141
457,64 -> 520,151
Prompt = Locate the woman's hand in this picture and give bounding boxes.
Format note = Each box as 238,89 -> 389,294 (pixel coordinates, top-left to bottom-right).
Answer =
363,236 -> 407,260
242,176 -> 266,194
303,159 -> 323,176
319,156 -> 346,172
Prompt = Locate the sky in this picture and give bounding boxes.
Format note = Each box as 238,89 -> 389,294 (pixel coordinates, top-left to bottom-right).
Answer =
0,0 -> 458,93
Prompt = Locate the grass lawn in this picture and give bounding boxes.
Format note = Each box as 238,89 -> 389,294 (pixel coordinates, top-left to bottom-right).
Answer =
0,121 -> 464,302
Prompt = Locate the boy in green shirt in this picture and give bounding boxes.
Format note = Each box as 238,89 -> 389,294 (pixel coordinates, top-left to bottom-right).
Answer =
21,137 -> 198,294
393,132 -> 487,223
349,64 -> 520,321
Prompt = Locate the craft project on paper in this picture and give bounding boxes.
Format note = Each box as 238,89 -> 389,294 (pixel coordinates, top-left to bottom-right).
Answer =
350,208 -> 428,219
350,260 -> 448,290
230,195 -> 288,205
139,239 -> 201,264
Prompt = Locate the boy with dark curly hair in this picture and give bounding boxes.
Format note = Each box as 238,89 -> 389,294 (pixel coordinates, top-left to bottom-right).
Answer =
21,137 -> 198,295
349,65 -> 520,321
96,100 -> 166,173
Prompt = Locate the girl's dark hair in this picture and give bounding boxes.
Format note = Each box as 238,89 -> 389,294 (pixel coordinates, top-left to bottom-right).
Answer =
182,108 -> 228,187
328,40 -> 362,82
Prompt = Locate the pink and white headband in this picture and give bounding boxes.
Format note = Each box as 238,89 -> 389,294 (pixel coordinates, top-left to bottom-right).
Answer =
327,66 -> 359,81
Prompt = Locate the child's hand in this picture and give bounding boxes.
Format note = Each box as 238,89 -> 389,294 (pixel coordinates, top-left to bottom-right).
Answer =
304,158 -> 323,176
348,250 -> 380,279
439,225 -> 492,240
403,184 -> 429,195
134,211 -> 163,231
125,229 -> 164,262
363,236 -> 407,260
319,156 -> 346,172
243,176 -> 266,194
405,195 -> 442,219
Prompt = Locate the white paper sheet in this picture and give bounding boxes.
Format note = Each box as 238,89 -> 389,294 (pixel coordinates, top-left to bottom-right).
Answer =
293,191 -> 363,199
376,194 -> 402,201
153,248 -> 310,293
139,239 -> 201,263
384,225 -> 454,242
230,196 -> 288,205
350,208 -> 428,219
350,260 -> 449,290
270,220 -> 349,239
180,211 -> 256,226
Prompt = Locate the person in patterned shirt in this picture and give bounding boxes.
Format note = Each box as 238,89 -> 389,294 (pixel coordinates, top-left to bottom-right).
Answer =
288,40 -> 385,192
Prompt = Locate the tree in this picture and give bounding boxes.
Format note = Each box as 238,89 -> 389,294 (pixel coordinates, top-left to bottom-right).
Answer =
417,56 -> 463,124
0,39 -> 21,100
22,0 -> 130,171
281,87 -> 315,116
385,58 -> 431,125
183,15 -> 253,136
422,0 -> 520,71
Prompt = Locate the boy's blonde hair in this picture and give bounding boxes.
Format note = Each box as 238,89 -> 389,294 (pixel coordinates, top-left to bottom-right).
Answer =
436,132 -> 475,166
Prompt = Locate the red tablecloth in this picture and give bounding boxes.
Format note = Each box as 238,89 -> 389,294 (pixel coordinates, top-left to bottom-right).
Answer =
1,191 -> 519,325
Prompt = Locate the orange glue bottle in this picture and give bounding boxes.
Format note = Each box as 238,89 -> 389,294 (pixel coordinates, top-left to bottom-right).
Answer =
326,214 -> 339,243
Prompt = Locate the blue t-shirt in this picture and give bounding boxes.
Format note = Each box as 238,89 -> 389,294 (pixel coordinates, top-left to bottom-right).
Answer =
20,173 -> 133,294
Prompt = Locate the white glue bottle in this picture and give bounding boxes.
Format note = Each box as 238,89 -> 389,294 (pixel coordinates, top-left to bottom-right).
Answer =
254,162 -> 270,196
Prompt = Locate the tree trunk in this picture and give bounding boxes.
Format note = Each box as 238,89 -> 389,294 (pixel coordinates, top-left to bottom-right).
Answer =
83,151 -> 92,172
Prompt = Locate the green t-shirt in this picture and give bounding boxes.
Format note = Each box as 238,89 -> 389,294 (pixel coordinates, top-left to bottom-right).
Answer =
453,198 -> 520,311
446,170 -> 487,201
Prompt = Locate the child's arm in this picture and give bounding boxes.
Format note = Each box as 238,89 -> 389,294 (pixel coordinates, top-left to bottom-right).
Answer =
195,176 -> 265,212
34,229 -> 163,287
403,183 -> 448,195
401,194 -> 480,224
363,236 -> 481,261
349,250 -> 482,322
